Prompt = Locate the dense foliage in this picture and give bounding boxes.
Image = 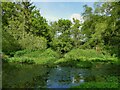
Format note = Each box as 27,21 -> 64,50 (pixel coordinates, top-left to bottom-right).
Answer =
2,2 -> 48,54
1,1 -> 120,61
54,49 -> 117,65
6,49 -> 60,64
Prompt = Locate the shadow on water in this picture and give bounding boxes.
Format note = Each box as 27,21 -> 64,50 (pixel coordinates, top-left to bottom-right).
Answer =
2,62 -> 120,88
2,63 -> 50,88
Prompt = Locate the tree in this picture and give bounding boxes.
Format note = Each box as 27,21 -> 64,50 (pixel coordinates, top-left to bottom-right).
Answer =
50,19 -> 73,54
2,2 -> 48,54
71,18 -> 82,48
102,2 -> 120,57
2,2 -> 22,54
81,2 -> 120,58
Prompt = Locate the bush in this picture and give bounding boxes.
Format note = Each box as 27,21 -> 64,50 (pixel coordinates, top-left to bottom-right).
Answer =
9,57 -> 35,64
20,58 -> 35,64
14,50 -> 32,57
54,49 -> 118,66
2,31 -> 21,55
64,49 -> 117,62
8,48 -> 60,65
41,48 -> 60,58
65,49 -> 103,59
51,38 -> 73,54
19,33 -> 47,51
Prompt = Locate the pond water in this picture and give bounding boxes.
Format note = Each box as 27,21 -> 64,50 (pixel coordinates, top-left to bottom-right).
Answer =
2,62 -> 120,88
47,66 -> 90,88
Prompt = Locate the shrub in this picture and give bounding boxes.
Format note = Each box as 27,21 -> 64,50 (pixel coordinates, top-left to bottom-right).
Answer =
20,58 -> 35,64
19,33 -> 47,51
64,49 -> 117,62
41,48 -> 60,58
14,50 -> 32,57
9,57 -> 35,64
8,48 -> 60,65
2,31 -> 21,55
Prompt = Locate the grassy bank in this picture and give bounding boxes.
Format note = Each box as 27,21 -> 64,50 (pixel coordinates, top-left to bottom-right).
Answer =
70,82 -> 118,88
3,48 -> 118,66
70,75 -> 119,88
54,49 -> 118,65
3,48 -> 60,65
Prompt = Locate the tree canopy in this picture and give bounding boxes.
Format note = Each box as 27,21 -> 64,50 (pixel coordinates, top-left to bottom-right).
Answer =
2,1 -> 120,58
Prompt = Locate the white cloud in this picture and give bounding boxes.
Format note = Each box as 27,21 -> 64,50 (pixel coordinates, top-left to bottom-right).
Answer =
70,13 -> 84,23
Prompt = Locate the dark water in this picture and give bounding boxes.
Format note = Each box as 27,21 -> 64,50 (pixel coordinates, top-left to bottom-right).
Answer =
2,62 -> 120,88
47,67 -> 89,88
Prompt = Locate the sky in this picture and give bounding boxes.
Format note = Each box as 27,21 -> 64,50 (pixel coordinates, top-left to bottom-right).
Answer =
32,2 -> 95,22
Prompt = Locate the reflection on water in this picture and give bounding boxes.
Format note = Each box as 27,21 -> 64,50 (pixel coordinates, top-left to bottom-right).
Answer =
2,62 -> 120,88
47,67 -> 88,88
3,63 -> 50,88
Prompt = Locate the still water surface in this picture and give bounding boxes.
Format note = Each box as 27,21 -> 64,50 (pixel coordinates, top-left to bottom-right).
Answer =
3,62 -> 119,88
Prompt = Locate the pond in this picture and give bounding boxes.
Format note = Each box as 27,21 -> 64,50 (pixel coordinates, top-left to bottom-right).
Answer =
2,62 -> 120,88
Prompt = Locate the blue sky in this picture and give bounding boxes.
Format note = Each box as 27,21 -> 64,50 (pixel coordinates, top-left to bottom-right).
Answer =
33,2 -> 95,22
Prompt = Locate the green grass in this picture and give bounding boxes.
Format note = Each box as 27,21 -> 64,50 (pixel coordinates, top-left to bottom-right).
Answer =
70,75 -> 119,88
70,82 -> 118,88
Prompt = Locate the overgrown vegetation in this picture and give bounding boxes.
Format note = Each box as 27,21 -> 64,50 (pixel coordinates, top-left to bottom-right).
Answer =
70,75 -> 119,88
7,49 -> 60,65
54,49 -> 118,65
71,82 -> 118,88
